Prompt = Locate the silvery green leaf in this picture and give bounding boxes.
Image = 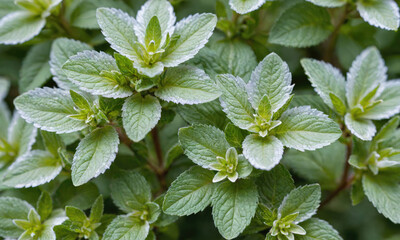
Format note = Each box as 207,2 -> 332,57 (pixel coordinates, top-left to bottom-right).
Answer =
96,8 -> 142,64
19,41 -> 51,93
298,218 -> 343,240
216,74 -> 255,130
122,93 -> 161,142
0,78 -> 10,99
275,106 -> 341,151
54,180 -> 99,210
344,113 -> 376,141
363,173 -> 400,224
14,88 -> 87,134
0,102 -> 10,139
269,3 -> 332,48
247,53 -> 293,112
360,80 -> 400,120
0,0 -> 19,19
229,0 -> 267,14
63,50 -> 132,98
134,0 -> 175,46
290,94 -> 334,116
3,150 -> 62,188
0,11 -> 45,45
243,134 -> 283,170
212,180 -> 258,239
178,124 -> 230,169
155,66 -> 220,104
0,197 -> 33,238
283,141 -> 346,189
306,0 -> 346,7
162,13 -> 217,67
103,215 -> 149,240
50,38 -> 92,90
163,166 -> 215,216
71,126 -> 119,186
301,58 -> 346,110
346,47 -> 386,108
111,171 -> 151,213
357,0 -> 399,31
8,113 -> 37,158
278,184 -> 321,223
176,100 -> 226,129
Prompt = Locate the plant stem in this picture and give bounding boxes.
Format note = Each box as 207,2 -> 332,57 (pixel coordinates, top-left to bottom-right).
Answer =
151,127 -> 167,195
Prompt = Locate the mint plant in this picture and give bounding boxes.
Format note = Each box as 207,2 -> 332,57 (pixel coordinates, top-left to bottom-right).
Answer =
1,0 -> 400,239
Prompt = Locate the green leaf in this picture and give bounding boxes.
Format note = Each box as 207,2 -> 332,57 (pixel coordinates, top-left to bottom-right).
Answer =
8,113 -> 37,158
212,180 -> 258,239
41,130 -> 65,157
346,47 -> 386,109
178,124 -> 230,169
176,100 -> 226,129
144,16 -> 162,49
96,8 -> 142,64
122,93 -> 161,142
155,66 -> 220,104
242,134 -> 284,170
301,58 -> 346,110
357,0 -> 399,31
37,191 -> 52,221
110,171 -> 151,213
55,180 -> 99,210
0,197 -> 33,238
283,141 -> 346,189
298,218 -> 343,240
90,195 -> 104,223
360,80 -> 400,120
275,106 -> 341,151
224,123 -> 247,147
163,166 -> 215,216
0,102 -> 10,139
162,13 -> 217,67
344,113 -> 376,141
363,173 -> 400,223
50,38 -> 93,90
69,90 -> 91,111
306,0 -> 346,7
247,53 -> 293,112
216,74 -> 255,130
63,50 -> 132,98
0,0 -> 19,18
0,11 -> 45,45
290,94 -> 334,116
269,2 -> 333,48
71,126 -> 119,186
257,164 -> 295,209
329,93 -> 347,116
103,215 -> 149,240
19,41 -> 51,93
3,150 -> 62,188
229,0 -> 267,14
0,78 -> 10,99
66,206 -> 87,222
14,87 -> 87,134
278,184 -> 321,223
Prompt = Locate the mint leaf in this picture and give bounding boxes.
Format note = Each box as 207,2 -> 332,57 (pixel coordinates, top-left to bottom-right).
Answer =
122,93 -> 161,142
0,0 -> 19,19
357,0 -> 399,31
163,166 -> 215,216
155,66 -> 220,104
103,215 -> 149,240
8,113 -> 37,158
176,100 -> 226,129
247,53 -> 293,112
363,173 -> 400,223
344,113 -> 376,141
216,74 -> 255,130
178,124 -> 230,169
65,206 -> 86,222
0,197 -> 32,238
212,180 -> 258,239
269,2 -> 332,48
242,134 -> 283,170
110,171 -> 151,213
298,218 -> 343,240
50,38 -> 92,90
162,13 -> 217,67
306,0 -> 346,7
63,50 -> 132,98
346,47 -> 386,108
275,106 -> 341,151
41,130 -> 65,157
19,41 -> 51,93
0,12 -> 45,45
278,184 -> 321,223
72,126 -> 119,186
301,58 -> 346,110
55,180 -> 99,210
229,0 -> 267,14
0,78 -> 10,99
3,150 -> 62,188
14,88 -> 87,134
37,191 -> 52,221
90,195 -> 104,223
